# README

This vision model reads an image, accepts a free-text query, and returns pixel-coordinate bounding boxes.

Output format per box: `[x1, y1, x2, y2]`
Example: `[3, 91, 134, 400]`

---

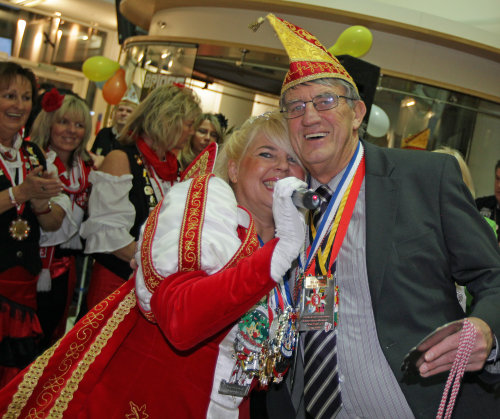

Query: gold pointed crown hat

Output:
[254, 14, 358, 96]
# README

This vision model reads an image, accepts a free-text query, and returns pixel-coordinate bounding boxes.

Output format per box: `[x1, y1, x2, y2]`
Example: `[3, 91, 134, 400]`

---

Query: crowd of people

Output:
[0, 12, 498, 419]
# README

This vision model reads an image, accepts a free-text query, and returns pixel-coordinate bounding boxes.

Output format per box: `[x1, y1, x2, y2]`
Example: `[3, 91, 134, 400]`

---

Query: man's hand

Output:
[418, 317, 493, 377]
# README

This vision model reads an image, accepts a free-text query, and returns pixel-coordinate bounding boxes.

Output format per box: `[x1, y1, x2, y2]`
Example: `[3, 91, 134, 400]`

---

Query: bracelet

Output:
[32, 201, 52, 216]
[8, 187, 19, 207]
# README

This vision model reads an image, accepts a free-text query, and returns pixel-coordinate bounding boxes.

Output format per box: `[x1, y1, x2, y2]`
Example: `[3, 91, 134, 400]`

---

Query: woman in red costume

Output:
[0, 63, 65, 387]
[80, 84, 201, 310]
[0, 111, 306, 418]
[30, 89, 94, 351]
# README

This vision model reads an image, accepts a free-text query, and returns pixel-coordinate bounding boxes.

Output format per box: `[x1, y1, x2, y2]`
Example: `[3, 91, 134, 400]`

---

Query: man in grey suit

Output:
[262, 14, 500, 419]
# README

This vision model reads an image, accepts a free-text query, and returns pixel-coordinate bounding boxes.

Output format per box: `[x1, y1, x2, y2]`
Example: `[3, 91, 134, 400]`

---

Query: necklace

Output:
[0, 150, 17, 162]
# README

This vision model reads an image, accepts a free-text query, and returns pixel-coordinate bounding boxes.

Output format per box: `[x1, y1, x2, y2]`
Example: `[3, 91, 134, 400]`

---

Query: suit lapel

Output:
[363, 141, 400, 310]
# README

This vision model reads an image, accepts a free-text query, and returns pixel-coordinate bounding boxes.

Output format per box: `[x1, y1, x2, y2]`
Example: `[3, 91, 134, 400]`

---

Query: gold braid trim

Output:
[2, 341, 61, 419]
[3, 289, 136, 418]
[222, 208, 259, 270]
[45, 290, 136, 418]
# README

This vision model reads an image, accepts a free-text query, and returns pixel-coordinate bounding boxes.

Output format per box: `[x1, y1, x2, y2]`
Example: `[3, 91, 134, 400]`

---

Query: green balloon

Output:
[82, 56, 120, 82]
[328, 25, 373, 58]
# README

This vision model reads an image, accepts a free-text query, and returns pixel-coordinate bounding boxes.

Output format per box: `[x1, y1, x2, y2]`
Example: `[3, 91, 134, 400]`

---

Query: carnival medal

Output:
[9, 217, 30, 241]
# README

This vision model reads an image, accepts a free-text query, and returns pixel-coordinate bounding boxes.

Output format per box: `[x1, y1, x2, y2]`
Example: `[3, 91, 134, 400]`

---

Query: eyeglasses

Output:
[281, 93, 356, 119]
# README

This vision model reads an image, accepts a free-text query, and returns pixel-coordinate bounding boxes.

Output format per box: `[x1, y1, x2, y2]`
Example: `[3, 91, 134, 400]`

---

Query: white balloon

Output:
[367, 104, 390, 137]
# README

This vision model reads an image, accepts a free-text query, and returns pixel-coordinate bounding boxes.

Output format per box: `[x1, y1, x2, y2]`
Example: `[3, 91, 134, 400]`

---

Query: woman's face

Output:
[50, 112, 86, 157]
[192, 119, 218, 155]
[0, 75, 32, 145]
[229, 132, 304, 219]
[173, 118, 195, 151]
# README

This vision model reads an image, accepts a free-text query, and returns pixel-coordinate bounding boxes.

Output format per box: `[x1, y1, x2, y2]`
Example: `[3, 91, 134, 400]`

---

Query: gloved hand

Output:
[270, 177, 307, 281]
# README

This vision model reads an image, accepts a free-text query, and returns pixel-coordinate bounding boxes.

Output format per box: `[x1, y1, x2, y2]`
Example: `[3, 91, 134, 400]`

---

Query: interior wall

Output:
[468, 102, 500, 198]
[148, 7, 500, 101]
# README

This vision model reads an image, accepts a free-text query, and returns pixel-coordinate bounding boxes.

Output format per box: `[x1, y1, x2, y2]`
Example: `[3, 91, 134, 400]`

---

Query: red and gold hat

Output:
[254, 14, 357, 95]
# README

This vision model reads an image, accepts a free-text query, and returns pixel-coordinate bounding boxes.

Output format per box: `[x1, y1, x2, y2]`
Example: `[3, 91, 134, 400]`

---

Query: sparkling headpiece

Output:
[251, 14, 358, 95]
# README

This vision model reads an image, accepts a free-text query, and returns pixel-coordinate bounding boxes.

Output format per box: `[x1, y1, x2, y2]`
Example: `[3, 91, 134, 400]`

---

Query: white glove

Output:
[270, 177, 307, 281]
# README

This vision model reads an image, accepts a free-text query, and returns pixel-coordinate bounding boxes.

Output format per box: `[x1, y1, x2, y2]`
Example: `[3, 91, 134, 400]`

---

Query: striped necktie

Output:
[312, 184, 333, 227]
[304, 184, 342, 418]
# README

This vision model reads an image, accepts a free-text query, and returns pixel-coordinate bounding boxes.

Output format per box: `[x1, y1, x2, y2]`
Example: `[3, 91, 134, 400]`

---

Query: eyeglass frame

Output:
[280, 93, 357, 119]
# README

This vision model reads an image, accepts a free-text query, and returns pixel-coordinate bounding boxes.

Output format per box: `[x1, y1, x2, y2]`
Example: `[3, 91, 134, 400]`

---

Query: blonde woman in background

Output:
[30, 89, 94, 351]
[80, 84, 201, 310]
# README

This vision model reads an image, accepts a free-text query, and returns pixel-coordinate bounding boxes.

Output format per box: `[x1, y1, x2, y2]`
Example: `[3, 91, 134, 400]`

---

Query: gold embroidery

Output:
[3, 289, 132, 418]
[125, 401, 149, 419]
[45, 290, 136, 417]
[184, 151, 208, 180]
[2, 341, 61, 418]
[141, 202, 164, 294]
[179, 175, 211, 272]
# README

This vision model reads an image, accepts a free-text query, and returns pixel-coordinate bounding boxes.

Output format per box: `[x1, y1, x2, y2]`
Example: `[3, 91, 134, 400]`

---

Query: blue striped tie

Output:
[304, 184, 342, 418]
[304, 330, 342, 418]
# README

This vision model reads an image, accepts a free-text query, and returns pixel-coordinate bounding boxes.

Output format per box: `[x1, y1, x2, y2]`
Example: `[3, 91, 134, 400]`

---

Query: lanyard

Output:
[299, 143, 364, 272]
[295, 144, 365, 305]
[258, 235, 293, 320]
[0, 149, 28, 215]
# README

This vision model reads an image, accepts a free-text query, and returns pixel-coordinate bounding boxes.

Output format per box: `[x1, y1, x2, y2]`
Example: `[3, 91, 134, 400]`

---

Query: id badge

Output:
[298, 274, 337, 332]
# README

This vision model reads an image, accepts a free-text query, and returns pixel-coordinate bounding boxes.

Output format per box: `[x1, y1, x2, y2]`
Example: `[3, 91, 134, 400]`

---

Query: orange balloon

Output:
[102, 68, 127, 105]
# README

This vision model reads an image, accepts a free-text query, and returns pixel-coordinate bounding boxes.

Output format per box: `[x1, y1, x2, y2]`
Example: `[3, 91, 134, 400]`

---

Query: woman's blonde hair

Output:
[120, 84, 201, 152]
[214, 111, 302, 182]
[31, 94, 92, 163]
[433, 146, 476, 198]
[178, 113, 224, 169]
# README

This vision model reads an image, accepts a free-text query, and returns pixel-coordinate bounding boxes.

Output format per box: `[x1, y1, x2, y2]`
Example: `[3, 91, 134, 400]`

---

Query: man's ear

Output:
[352, 100, 367, 130]
[228, 159, 238, 184]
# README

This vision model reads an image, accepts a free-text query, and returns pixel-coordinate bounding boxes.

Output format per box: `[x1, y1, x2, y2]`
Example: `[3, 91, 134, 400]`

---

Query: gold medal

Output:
[9, 217, 30, 241]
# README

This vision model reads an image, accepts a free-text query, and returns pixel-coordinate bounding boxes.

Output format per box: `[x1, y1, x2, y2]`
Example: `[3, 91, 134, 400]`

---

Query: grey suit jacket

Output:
[364, 140, 500, 417]
[267, 141, 500, 419]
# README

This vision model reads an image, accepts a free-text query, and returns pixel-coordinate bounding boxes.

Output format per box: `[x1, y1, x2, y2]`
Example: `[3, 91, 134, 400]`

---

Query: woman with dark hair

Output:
[178, 112, 225, 170]
[0, 62, 65, 386]
[30, 89, 94, 350]
[80, 84, 201, 309]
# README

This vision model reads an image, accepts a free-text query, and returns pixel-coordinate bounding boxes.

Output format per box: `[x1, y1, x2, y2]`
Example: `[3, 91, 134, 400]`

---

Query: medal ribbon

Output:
[257, 236, 293, 322]
[310, 155, 365, 276]
[302, 142, 364, 271]
[294, 143, 365, 304]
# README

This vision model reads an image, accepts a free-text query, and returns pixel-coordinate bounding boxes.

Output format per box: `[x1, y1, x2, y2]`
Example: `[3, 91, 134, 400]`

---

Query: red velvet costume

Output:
[0, 175, 280, 418]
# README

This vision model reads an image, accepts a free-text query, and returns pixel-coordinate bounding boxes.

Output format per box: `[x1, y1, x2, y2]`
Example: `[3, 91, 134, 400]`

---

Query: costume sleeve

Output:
[439, 156, 500, 340]
[80, 170, 135, 253]
[39, 193, 78, 246]
[150, 239, 279, 351]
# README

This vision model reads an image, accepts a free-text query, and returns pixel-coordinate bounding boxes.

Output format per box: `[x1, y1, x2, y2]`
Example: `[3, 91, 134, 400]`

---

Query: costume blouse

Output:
[0, 175, 282, 419]
[80, 144, 174, 280]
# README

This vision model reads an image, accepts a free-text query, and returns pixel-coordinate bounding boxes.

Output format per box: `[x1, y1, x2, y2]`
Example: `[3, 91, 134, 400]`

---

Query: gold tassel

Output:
[248, 16, 266, 32]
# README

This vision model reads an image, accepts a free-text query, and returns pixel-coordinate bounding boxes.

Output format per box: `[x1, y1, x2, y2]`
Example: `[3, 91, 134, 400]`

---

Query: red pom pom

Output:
[41, 88, 65, 112]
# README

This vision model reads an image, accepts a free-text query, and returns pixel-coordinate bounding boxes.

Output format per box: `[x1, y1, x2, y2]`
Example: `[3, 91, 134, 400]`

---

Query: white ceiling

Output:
[3, 0, 500, 41]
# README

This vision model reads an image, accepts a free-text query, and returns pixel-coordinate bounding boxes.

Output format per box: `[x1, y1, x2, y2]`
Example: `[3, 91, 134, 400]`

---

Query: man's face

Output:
[494, 168, 500, 205]
[284, 82, 365, 183]
[114, 104, 135, 129]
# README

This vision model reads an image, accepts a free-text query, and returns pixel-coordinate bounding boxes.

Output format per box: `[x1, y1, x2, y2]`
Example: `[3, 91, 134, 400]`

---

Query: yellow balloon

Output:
[82, 56, 120, 82]
[328, 26, 373, 58]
